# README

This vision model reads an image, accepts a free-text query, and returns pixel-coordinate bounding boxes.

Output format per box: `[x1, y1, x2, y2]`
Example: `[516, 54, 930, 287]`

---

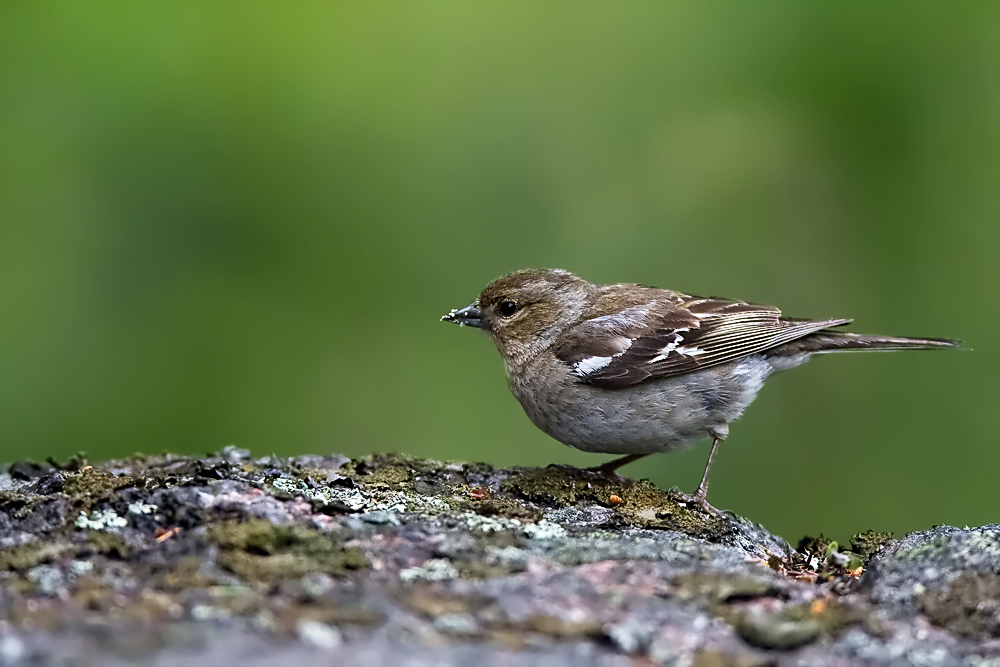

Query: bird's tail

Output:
[773, 331, 964, 356]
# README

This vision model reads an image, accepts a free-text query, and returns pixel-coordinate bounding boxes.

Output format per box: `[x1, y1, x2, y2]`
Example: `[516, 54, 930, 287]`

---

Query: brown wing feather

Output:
[556, 294, 851, 389]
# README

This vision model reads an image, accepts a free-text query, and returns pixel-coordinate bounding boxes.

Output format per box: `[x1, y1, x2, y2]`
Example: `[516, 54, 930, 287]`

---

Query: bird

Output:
[441, 268, 961, 513]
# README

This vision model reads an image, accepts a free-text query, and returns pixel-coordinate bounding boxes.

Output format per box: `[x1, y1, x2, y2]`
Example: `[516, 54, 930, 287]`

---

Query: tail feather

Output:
[771, 331, 964, 356]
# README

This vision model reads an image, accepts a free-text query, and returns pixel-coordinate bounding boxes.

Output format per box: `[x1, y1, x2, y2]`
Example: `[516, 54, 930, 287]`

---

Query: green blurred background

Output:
[1, 3, 996, 542]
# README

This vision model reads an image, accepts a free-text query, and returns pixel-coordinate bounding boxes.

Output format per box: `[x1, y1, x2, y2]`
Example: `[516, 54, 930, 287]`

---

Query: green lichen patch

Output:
[62, 468, 136, 504]
[517, 614, 604, 640]
[0, 541, 79, 572]
[729, 600, 864, 650]
[399, 587, 496, 619]
[918, 571, 1000, 638]
[348, 453, 433, 482]
[691, 648, 772, 667]
[85, 531, 132, 559]
[668, 572, 870, 652]
[649, 490, 729, 538]
[346, 452, 495, 490]
[500, 465, 625, 506]
[140, 555, 218, 592]
[891, 533, 953, 563]
[465, 496, 543, 523]
[0, 531, 129, 574]
[208, 519, 369, 582]
[732, 610, 823, 650]
[501, 466, 728, 539]
[358, 465, 412, 488]
[0, 491, 37, 519]
[849, 530, 894, 561]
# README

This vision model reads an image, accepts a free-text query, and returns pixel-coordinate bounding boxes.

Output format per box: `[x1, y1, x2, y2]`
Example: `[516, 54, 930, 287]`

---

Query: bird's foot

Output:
[545, 463, 583, 473]
[545, 462, 631, 481]
[583, 461, 629, 478]
[668, 487, 722, 516]
[583, 453, 648, 477]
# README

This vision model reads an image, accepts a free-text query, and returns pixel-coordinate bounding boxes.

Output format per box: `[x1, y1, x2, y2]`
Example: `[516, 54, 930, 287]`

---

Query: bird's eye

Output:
[498, 301, 518, 317]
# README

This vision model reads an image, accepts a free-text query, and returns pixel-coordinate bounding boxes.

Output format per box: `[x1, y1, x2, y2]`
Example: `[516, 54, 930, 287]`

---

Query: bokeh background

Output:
[1, 3, 997, 542]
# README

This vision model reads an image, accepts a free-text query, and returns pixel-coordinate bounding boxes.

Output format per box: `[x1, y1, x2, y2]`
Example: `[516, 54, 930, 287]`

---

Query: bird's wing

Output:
[554, 295, 850, 389]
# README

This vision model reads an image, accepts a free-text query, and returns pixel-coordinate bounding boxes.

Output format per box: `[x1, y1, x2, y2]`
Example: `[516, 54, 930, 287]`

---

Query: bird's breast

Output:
[505, 355, 775, 455]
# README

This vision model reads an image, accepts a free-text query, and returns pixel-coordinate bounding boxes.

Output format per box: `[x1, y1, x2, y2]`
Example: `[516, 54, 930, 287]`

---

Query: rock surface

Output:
[0, 449, 997, 666]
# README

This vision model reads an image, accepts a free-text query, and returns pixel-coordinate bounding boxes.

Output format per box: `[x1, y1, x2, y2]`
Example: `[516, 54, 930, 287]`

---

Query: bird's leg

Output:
[585, 453, 648, 476]
[674, 436, 723, 515]
[694, 436, 722, 500]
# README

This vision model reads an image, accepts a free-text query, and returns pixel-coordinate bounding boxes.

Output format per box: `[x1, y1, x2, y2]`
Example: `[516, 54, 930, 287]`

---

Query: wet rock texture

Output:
[0, 449, 997, 666]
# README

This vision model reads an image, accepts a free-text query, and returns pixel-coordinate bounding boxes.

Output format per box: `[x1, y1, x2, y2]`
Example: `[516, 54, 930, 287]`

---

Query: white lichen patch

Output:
[70, 560, 94, 576]
[433, 613, 478, 635]
[268, 476, 449, 515]
[400, 558, 460, 583]
[0, 473, 18, 492]
[272, 477, 370, 511]
[296, 619, 343, 649]
[521, 520, 567, 540]
[128, 502, 158, 515]
[191, 605, 231, 622]
[461, 514, 567, 540]
[464, 514, 522, 534]
[76, 509, 128, 531]
[27, 565, 65, 594]
[485, 545, 529, 568]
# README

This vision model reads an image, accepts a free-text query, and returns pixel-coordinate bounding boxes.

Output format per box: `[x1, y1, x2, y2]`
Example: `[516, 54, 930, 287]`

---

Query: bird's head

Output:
[442, 269, 594, 365]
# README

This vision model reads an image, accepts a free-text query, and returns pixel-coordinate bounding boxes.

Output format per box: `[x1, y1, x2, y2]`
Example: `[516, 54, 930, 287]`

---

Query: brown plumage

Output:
[443, 268, 962, 513]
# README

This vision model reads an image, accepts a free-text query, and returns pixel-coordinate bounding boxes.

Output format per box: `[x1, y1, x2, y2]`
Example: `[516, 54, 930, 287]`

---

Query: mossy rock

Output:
[208, 519, 369, 582]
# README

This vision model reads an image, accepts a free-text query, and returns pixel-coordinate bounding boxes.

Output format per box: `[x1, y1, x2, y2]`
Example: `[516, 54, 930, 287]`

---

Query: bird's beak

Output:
[441, 303, 487, 329]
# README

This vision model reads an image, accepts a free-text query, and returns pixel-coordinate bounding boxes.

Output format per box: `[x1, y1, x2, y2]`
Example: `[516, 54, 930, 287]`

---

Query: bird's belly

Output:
[510, 356, 774, 455]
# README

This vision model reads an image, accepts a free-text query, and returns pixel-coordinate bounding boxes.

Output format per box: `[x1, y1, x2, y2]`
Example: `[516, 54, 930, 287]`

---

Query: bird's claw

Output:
[669, 488, 723, 516]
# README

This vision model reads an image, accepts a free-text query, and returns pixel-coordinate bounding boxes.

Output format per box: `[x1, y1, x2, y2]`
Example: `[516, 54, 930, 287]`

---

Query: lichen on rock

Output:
[0, 450, 994, 666]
